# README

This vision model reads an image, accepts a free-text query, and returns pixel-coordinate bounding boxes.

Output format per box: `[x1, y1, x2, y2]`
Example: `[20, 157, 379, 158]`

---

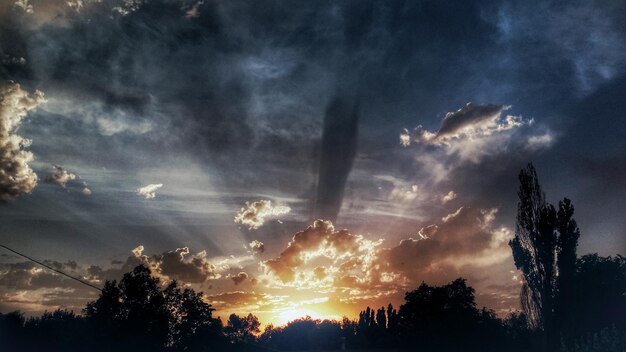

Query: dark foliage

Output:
[225, 313, 260, 344]
[1, 265, 229, 352]
[510, 164, 582, 349]
[558, 254, 626, 349]
[259, 316, 347, 351]
[395, 278, 510, 352]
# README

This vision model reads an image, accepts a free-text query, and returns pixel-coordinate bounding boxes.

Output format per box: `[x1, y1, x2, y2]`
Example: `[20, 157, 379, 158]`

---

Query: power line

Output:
[0, 243, 102, 292]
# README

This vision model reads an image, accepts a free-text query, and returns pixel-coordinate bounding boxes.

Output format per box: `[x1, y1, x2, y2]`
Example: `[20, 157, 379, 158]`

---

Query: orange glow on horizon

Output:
[273, 308, 341, 327]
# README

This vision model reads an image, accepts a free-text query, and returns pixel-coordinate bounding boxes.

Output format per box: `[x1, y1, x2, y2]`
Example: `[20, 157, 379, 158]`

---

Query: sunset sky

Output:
[1, 0, 625, 326]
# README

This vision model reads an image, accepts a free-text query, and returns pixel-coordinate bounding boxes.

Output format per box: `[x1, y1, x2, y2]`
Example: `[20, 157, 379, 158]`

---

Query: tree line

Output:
[0, 164, 624, 352]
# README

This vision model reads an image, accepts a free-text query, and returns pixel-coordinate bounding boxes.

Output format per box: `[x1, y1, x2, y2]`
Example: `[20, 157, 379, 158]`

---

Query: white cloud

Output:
[249, 240, 265, 254]
[389, 184, 420, 203]
[400, 102, 554, 185]
[526, 131, 555, 151]
[410, 103, 528, 148]
[13, 0, 33, 13]
[234, 200, 290, 230]
[112, 0, 145, 16]
[96, 117, 153, 136]
[0, 81, 45, 201]
[136, 183, 163, 199]
[442, 190, 457, 204]
[48, 165, 76, 188]
[399, 128, 411, 147]
[263, 220, 383, 286]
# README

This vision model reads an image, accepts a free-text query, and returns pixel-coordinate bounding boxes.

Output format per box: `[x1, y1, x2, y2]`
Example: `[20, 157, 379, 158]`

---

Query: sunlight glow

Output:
[274, 308, 340, 327]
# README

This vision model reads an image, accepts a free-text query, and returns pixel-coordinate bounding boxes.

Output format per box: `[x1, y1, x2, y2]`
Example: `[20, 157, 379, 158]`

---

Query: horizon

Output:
[1, 0, 625, 332]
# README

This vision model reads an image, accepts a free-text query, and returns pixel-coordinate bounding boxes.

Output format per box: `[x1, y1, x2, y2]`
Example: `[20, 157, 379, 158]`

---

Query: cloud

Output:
[249, 240, 265, 254]
[47, 165, 76, 187]
[442, 191, 457, 204]
[112, 0, 145, 16]
[259, 208, 518, 310]
[13, 0, 33, 14]
[312, 94, 359, 223]
[378, 207, 513, 284]
[0, 260, 84, 291]
[0, 81, 45, 202]
[408, 103, 530, 152]
[204, 291, 262, 312]
[234, 200, 290, 230]
[183, 0, 204, 18]
[389, 184, 420, 203]
[437, 103, 511, 140]
[96, 116, 153, 136]
[494, 0, 626, 94]
[231, 271, 248, 285]
[1, 55, 26, 66]
[132, 245, 218, 283]
[399, 102, 555, 187]
[263, 220, 382, 286]
[0, 255, 127, 314]
[399, 128, 411, 147]
[526, 131, 555, 151]
[136, 183, 162, 199]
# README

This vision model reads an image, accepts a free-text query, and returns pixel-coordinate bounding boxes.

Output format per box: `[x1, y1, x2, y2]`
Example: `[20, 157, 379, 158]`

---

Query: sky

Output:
[0, 0, 625, 326]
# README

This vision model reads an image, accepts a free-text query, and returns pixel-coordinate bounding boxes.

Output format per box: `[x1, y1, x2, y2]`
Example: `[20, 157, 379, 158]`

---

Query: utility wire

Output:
[0, 243, 102, 292]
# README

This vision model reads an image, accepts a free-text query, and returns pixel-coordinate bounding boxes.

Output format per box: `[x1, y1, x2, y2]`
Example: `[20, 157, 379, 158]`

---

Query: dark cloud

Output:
[437, 103, 508, 139]
[134, 245, 218, 283]
[42, 259, 78, 271]
[231, 271, 248, 285]
[378, 207, 512, 283]
[312, 94, 359, 222]
[0, 260, 85, 290]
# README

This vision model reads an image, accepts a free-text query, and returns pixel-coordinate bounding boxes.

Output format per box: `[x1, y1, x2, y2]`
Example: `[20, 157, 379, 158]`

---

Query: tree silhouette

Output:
[386, 303, 398, 330]
[0, 311, 27, 351]
[84, 265, 224, 351]
[84, 265, 171, 350]
[396, 278, 504, 351]
[258, 316, 344, 351]
[224, 313, 260, 344]
[164, 281, 224, 351]
[375, 306, 386, 328]
[560, 254, 626, 346]
[554, 199, 580, 340]
[509, 163, 581, 349]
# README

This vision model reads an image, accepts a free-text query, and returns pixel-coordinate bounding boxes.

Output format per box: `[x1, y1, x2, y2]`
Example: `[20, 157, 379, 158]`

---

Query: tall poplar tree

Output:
[509, 164, 580, 349]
